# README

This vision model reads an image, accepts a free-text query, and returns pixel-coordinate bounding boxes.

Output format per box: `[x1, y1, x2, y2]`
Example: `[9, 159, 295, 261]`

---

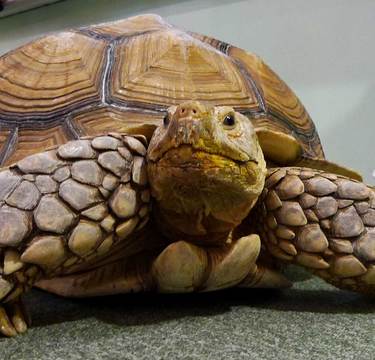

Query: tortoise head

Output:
[147, 101, 266, 240]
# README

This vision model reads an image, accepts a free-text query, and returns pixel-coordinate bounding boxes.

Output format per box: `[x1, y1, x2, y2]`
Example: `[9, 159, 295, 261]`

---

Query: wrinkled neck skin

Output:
[147, 102, 266, 247]
[150, 154, 265, 245]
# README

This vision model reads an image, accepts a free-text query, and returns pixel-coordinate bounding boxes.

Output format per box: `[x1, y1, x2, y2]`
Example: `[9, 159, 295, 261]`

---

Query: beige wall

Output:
[0, 0, 374, 183]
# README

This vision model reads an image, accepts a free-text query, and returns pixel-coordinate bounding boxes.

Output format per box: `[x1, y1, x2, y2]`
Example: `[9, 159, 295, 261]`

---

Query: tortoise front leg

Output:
[37, 233, 290, 300]
[0, 133, 150, 336]
[256, 167, 375, 294]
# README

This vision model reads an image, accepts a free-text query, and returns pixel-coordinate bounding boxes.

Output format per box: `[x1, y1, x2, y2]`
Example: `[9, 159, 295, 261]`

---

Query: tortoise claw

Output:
[0, 298, 29, 337]
[0, 305, 17, 337]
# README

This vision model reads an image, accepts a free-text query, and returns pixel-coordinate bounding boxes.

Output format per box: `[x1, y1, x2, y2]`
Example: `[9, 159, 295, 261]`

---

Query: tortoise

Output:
[0, 14, 374, 337]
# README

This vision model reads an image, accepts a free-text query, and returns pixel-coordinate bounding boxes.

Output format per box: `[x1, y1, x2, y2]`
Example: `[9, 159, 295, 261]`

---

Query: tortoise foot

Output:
[152, 234, 262, 293]
[239, 264, 292, 289]
[0, 298, 30, 337]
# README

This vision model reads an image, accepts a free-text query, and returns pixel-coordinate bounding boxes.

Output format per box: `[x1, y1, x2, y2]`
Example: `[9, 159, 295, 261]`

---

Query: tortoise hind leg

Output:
[256, 167, 375, 294]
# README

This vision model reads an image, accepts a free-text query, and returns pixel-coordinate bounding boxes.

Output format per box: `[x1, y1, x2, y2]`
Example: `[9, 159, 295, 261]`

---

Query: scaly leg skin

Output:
[152, 234, 290, 293]
[35, 233, 290, 301]
[0, 133, 151, 336]
[256, 167, 375, 294]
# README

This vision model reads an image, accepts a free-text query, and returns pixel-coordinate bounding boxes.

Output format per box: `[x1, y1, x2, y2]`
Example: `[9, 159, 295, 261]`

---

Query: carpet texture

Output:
[1, 268, 374, 360]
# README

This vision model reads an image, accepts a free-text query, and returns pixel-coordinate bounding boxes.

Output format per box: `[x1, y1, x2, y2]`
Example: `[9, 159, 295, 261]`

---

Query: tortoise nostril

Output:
[176, 102, 202, 118]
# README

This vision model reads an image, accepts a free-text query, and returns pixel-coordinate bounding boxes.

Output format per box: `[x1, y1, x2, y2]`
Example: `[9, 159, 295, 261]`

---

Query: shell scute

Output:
[0, 16, 323, 164]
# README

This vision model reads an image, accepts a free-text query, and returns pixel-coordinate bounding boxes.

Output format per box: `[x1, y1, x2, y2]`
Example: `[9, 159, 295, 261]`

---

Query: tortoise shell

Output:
[0, 14, 323, 166]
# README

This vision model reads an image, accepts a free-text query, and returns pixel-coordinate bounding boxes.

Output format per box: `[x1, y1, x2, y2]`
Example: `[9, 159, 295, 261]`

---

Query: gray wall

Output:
[0, 0, 374, 183]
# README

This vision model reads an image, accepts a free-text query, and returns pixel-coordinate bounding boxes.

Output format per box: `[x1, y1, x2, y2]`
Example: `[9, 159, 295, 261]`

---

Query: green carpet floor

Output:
[1, 268, 374, 360]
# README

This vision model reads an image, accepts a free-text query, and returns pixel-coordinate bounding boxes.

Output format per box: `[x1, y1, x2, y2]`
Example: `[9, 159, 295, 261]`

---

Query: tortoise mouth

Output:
[147, 145, 263, 205]
[148, 144, 255, 168]
[147, 144, 266, 245]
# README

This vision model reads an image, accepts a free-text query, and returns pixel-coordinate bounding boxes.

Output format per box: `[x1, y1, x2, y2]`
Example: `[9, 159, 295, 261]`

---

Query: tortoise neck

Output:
[153, 203, 240, 246]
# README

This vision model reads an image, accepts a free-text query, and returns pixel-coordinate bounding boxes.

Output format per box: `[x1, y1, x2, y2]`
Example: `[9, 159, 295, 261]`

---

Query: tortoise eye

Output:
[223, 113, 235, 127]
[163, 114, 170, 126]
